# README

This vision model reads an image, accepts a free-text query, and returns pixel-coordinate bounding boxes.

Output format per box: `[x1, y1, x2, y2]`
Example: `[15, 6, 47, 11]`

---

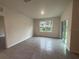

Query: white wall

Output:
[61, 2, 73, 50]
[0, 5, 33, 48]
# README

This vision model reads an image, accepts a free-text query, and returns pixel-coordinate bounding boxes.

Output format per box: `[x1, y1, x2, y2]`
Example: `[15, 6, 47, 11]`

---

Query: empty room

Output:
[0, 0, 79, 59]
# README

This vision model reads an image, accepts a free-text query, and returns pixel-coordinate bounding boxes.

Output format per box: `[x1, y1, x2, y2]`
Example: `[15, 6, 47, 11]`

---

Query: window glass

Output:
[40, 20, 53, 32]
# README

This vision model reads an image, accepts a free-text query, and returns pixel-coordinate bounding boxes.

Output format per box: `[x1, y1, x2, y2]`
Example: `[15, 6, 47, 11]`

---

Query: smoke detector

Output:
[24, 0, 31, 3]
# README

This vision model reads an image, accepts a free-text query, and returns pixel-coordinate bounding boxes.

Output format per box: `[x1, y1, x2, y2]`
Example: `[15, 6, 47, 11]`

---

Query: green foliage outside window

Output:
[40, 20, 52, 32]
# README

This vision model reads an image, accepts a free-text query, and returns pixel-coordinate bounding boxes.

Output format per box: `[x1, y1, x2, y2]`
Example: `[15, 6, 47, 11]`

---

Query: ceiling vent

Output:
[24, 0, 31, 3]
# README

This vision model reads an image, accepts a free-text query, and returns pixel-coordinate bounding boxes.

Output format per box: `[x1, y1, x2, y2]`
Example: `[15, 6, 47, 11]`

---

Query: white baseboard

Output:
[70, 50, 79, 54]
[7, 35, 32, 48]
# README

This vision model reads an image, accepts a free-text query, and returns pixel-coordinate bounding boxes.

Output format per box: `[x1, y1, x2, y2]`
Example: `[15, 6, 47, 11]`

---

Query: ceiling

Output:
[0, 0, 71, 18]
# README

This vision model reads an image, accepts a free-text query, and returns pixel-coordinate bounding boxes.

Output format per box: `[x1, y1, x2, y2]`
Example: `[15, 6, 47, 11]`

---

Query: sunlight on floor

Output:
[40, 38, 53, 51]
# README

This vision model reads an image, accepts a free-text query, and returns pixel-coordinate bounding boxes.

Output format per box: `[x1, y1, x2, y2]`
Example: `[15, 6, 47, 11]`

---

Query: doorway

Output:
[61, 20, 68, 44]
[0, 16, 6, 50]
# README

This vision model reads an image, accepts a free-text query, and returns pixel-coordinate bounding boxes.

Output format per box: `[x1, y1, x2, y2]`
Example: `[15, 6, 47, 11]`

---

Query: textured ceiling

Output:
[0, 0, 72, 18]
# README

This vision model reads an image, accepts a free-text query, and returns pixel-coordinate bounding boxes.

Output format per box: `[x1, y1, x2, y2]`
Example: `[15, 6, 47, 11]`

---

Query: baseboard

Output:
[33, 35, 60, 39]
[70, 49, 79, 54]
[7, 35, 32, 48]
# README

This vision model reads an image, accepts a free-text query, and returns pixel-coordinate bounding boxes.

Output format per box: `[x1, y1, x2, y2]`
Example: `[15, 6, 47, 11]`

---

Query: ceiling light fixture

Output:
[24, 0, 31, 3]
[41, 10, 44, 15]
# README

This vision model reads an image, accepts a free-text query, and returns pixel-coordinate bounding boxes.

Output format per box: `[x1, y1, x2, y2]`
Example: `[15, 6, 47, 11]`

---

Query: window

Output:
[40, 20, 52, 32]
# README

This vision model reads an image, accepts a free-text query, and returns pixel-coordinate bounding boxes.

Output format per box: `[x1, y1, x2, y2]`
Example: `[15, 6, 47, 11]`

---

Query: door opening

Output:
[0, 16, 6, 50]
[61, 20, 68, 44]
